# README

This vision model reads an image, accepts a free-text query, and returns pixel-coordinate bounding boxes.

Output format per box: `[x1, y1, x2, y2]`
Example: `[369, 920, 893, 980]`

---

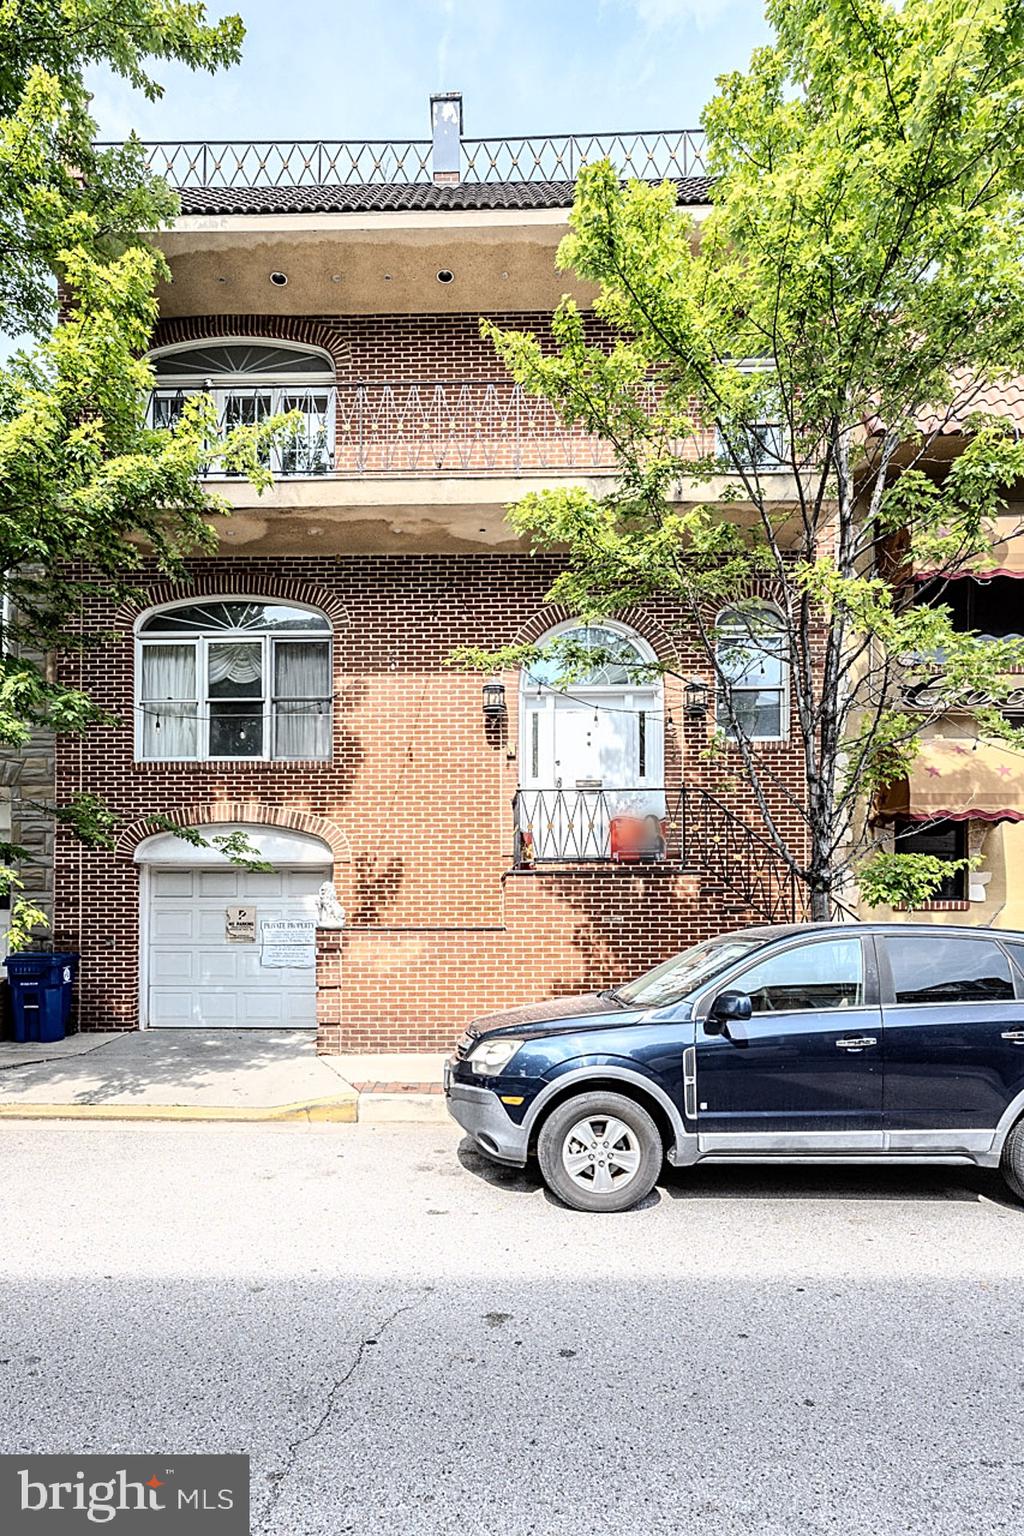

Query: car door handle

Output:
[1001, 1031, 1024, 1044]
[835, 1036, 877, 1051]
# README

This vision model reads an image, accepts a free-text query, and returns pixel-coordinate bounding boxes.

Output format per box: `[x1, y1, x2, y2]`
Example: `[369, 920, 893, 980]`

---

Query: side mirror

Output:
[705, 990, 752, 1036]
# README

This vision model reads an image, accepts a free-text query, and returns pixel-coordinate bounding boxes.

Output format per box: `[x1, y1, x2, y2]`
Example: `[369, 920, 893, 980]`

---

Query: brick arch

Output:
[511, 604, 681, 672]
[116, 804, 350, 863]
[149, 315, 350, 373]
[115, 578, 349, 630]
[701, 580, 790, 627]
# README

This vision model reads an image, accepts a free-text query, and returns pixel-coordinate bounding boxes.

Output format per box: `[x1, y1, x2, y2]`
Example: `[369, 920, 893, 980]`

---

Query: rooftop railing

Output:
[98, 127, 708, 190]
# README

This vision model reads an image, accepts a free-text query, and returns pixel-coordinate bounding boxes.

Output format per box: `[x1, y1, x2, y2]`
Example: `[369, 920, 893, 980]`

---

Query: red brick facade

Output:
[151, 312, 716, 472]
[55, 538, 809, 1051]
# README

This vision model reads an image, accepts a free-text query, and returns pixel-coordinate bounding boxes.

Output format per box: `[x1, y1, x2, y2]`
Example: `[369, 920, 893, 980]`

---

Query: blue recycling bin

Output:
[3, 952, 79, 1043]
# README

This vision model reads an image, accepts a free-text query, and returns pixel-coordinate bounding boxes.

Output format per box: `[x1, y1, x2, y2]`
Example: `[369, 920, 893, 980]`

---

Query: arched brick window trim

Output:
[149, 316, 351, 374]
[114, 579, 349, 630]
[116, 804, 350, 863]
[696, 579, 790, 631]
[511, 605, 680, 671]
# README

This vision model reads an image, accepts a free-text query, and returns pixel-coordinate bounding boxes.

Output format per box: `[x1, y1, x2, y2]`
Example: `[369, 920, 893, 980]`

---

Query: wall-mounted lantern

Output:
[684, 679, 709, 718]
[482, 678, 507, 718]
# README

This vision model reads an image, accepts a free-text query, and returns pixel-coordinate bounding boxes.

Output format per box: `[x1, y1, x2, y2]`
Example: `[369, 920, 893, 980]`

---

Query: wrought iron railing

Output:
[147, 379, 717, 478]
[149, 386, 335, 477]
[677, 786, 802, 924]
[332, 380, 689, 474]
[459, 130, 708, 183]
[99, 130, 707, 190]
[513, 786, 802, 924]
[108, 139, 434, 188]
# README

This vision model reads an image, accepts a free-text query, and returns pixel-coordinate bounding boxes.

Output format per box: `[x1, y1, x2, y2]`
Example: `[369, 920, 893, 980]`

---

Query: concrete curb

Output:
[357, 1093, 449, 1125]
[0, 1093, 359, 1125]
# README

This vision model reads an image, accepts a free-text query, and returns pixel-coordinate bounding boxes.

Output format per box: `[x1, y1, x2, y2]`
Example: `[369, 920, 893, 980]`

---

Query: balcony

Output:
[513, 786, 802, 924]
[150, 379, 712, 479]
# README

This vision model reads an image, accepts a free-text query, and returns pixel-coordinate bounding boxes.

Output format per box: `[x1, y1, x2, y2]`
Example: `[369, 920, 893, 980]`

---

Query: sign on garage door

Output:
[146, 866, 330, 1027]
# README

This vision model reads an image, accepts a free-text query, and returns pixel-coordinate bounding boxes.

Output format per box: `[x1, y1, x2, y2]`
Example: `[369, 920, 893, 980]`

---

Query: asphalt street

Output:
[1, 1121, 1022, 1536]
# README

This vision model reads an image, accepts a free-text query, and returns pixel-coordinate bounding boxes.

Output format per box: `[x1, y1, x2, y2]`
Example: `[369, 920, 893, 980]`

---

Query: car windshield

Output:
[615, 938, 762, 1009]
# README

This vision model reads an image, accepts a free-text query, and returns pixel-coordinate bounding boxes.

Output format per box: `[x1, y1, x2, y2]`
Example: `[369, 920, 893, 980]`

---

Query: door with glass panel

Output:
[147, 341, 336, 477]
[518, 623, 664, 860]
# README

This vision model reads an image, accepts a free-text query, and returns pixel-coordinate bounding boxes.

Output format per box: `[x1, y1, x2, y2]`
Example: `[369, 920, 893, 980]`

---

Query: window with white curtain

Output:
[147, 341, 336, 478]
[715, 605, 788, 740]
[136, 600, 332, 762]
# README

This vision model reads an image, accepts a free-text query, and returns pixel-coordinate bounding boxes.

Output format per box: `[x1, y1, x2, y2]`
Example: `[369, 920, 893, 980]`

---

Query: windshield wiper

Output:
[599, 988, 627, 1006]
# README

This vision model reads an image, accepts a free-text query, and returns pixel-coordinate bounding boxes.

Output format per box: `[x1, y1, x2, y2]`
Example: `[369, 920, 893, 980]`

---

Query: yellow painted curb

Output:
[0, 1094, 358, 1125]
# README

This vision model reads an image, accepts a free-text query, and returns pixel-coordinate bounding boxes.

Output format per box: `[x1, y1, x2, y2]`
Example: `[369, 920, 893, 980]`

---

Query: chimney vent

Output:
[431, 91, 463, 185]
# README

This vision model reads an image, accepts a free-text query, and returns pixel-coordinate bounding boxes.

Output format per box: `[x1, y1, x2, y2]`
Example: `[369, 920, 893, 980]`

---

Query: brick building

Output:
[50, 100, 816, 1052]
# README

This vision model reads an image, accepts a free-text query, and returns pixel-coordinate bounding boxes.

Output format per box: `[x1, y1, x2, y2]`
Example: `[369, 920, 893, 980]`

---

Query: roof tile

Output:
[177, 176, 712, 217]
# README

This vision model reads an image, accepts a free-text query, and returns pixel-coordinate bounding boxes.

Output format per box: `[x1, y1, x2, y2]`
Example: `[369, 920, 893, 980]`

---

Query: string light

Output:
[138, 697, 335, 724]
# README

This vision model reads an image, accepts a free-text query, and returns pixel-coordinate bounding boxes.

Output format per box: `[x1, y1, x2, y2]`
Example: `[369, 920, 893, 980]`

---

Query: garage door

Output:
[146, 865, 330, 1028]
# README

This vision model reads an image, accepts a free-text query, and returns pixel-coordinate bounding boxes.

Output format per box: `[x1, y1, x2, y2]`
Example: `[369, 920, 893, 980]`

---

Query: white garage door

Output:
[146, 865, 330, 1028]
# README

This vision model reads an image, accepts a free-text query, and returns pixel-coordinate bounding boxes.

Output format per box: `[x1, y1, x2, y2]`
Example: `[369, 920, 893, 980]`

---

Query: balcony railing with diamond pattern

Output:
[98, 130, 707, 190]
[512, 786, 802, 925]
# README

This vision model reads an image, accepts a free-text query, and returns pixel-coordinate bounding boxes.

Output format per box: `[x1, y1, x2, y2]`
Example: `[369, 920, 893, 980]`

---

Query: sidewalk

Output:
[0, 1031, 448, 1125]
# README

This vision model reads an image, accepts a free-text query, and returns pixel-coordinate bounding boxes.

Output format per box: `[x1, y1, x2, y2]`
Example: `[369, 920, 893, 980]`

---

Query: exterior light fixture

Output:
[436, 269, 455, 284]
[684, 679, 709, 718]
[269, 271, 288, 287]
[482, 679, 507, 718]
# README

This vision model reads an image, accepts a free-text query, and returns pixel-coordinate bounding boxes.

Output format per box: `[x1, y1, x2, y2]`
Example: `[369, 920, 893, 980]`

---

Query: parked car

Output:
[445, 922, 1024, 1211]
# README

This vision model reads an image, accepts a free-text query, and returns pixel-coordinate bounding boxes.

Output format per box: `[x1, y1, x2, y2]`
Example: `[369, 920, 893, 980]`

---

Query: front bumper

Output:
[445, 1075, 530, 1166]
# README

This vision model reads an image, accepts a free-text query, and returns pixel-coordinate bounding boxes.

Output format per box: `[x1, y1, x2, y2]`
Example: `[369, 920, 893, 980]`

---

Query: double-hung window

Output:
[715, 605, 789, 740]
[137, 601, 332, 762]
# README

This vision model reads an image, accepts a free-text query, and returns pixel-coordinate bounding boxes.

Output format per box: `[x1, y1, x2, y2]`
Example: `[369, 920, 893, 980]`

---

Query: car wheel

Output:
[537, 1091, 663, 1213]
[1000, 1116, 1024, 1202]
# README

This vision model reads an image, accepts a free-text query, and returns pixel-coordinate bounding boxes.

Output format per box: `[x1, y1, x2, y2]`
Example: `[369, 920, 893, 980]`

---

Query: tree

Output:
[0, 2, 279, 944]
[467, 0, 1024, 920]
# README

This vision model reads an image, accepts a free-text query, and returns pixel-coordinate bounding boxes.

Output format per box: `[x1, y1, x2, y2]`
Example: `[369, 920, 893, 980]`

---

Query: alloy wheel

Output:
[561, 1115, 642, 1195]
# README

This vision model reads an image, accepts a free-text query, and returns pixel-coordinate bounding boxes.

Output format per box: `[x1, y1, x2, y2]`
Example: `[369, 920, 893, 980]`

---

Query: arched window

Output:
[715, 605, 788, 740]
[136, 600, 332, 762]
[147, 340, 336, 477]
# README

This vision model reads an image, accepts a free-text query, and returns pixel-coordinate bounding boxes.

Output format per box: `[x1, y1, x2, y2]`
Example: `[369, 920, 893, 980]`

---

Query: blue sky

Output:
[89, 0, 770, 143]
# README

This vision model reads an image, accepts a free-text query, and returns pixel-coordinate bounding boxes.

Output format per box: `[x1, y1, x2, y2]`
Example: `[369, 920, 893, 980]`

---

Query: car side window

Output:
[884, 936, 1014, 1005]
[1005, 942, 1024, 987]
[730, 938, 864, 1014]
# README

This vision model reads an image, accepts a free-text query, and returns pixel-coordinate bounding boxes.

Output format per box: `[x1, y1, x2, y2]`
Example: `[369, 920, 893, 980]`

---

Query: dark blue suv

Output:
[445, 922, 1024, 1211]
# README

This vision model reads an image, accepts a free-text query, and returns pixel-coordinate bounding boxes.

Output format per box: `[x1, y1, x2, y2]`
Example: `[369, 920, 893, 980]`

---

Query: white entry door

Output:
[519, 690, 664, 858]
[145, 864, 329, 1028]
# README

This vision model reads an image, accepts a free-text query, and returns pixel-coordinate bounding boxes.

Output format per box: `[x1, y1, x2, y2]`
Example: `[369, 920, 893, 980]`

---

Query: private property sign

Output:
[259, 919, 316, 969]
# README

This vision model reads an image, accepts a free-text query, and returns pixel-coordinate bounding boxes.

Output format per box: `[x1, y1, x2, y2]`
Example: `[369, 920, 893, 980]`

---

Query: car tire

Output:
[537, 1091, 663, 1213]
[1000, 1116, 1024, 1202]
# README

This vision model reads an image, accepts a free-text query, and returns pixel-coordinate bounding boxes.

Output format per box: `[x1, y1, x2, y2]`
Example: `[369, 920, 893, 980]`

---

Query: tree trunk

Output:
[808, 885, 831, 922]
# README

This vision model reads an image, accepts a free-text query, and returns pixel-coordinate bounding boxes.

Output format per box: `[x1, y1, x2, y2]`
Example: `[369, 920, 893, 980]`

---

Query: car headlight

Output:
[469, 1036, 524, 1076]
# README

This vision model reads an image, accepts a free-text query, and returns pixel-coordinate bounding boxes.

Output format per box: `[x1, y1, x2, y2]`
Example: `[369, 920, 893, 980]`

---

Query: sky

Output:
[88, 0, 771, 145]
